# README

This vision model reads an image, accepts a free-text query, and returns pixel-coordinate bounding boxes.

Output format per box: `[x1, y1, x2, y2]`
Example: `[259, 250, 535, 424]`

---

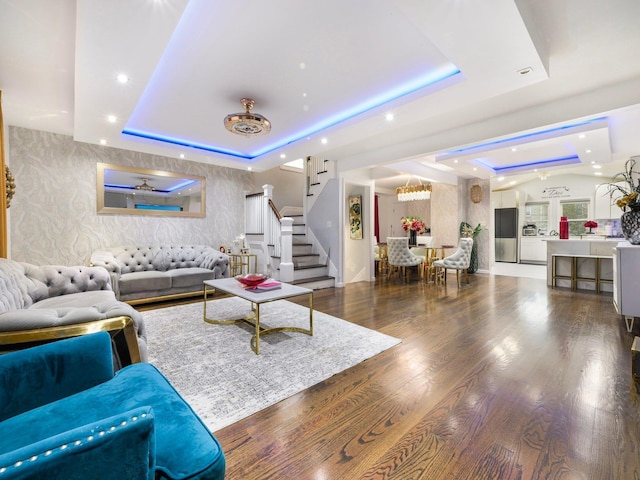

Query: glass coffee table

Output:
[203, 278, 313, 354]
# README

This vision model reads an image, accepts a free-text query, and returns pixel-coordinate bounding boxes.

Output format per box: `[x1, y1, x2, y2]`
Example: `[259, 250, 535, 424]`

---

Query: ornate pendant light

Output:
[396, 176, 432, 202]
[135, 178, 156, 191]
[224, 98, 271, 136]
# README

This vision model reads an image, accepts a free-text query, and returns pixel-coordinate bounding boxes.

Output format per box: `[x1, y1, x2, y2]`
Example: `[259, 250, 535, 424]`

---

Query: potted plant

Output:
[607, 157, 640, 244]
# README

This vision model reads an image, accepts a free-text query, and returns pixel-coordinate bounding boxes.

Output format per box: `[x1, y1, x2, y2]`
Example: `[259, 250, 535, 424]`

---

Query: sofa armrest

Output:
[0, 332, 114, 421]
[90, 250, 122, 275]
[0, 406, 155, 480]
[0, 313, 144, 370]
[200, 252, 230, 278]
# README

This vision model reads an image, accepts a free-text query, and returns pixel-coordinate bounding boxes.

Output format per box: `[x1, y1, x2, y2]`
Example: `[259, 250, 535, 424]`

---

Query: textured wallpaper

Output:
[7, 127, 254, 266]
[430, 183, 459, 248]
[461, 179, 491, 272]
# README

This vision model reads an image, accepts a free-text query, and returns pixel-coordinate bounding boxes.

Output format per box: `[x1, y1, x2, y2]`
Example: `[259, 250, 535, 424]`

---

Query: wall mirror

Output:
[97, 163, 205, 217]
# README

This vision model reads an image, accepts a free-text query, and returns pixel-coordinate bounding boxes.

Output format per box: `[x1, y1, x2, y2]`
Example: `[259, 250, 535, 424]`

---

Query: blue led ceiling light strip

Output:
[123, 66, 462, 161]
[438, 117, 608, 158]
[475, 155, 581, 174]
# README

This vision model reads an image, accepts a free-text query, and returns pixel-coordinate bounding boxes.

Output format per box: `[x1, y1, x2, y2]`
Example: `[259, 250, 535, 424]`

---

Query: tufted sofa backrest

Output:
[109, 245, 219, 274]
[0, 258, 112, 314]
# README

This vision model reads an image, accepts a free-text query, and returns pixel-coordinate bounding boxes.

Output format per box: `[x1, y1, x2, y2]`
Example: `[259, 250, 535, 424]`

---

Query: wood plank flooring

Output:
[206, 274, 640, 479]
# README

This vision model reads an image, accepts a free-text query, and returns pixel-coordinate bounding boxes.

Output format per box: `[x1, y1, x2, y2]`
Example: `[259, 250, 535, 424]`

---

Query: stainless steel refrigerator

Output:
[495, 208, 518, 262]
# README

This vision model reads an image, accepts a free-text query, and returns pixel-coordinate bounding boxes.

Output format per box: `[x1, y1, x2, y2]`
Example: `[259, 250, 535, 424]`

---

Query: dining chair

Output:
[374, 244, 389, 274]
[423, 247, 443, 283]
[432, 237, 474, 287]
[386, 237, 423, 280]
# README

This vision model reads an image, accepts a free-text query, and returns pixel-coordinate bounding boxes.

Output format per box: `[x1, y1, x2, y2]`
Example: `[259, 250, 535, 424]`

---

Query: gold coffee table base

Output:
[203, 282, 313, 354]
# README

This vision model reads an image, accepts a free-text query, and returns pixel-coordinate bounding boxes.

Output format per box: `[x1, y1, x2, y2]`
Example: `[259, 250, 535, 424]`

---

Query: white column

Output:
[279, 217, 294, 282]
[259, 184, 274, 275]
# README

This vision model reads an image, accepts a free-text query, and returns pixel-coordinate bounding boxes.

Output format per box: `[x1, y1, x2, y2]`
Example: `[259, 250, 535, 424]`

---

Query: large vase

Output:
[467, 239, 478, 274]
[409, 230, 417, 246]
[621, 210, 640, 245]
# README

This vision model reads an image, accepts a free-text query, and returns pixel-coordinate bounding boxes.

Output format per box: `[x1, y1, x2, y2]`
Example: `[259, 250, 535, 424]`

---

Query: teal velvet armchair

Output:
[0, 332, 225, 479]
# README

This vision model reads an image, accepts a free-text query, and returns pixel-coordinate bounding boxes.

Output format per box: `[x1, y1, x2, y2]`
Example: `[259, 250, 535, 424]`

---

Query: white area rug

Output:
[143, 297, 401, 432]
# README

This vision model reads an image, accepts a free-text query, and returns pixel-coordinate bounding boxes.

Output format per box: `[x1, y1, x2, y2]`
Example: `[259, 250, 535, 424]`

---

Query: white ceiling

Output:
[2, 0, 640, 191]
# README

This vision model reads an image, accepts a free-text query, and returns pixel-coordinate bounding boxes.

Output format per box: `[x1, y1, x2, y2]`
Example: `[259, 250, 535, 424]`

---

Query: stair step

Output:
[290, 275, 335, 290]
[272, 254, 319, 260]
[294, 263, 325, 270]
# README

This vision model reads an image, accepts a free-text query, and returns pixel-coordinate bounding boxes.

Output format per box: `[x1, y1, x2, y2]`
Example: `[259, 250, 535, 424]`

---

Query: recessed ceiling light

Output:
[116, 73, 129, 84]
[585, 149, 592, 153]
[299, 63, 306, 70]
[321, 137, 328, 144]
[385, 112, 395, 121]
[591, 160, 596, 164]
[302, 93, 307, 97]
[179, 154, 185, 159]
[280, 154, 286, 159]
[594, 171, 602, 176]
[453, 159, 459, 163]
[247, 167, 252, 171]
[592, 164, 601, 169]
[509, 180, 517, 185]
[579, 134, 586, 139]
[107, 115, 117, 123]
[99, 139, 107, 145]
[473, 167, 477, 171]
[498, 176, 505, 181]
[511, 147, 517, 152]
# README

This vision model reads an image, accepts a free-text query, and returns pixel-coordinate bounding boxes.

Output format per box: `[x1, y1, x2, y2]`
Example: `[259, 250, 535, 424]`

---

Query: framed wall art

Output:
[349, 195, 363, 240]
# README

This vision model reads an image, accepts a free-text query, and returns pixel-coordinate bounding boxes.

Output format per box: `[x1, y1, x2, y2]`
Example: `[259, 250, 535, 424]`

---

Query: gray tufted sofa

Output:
[0, 257, 147, 367]
[89, 245, 229, 304]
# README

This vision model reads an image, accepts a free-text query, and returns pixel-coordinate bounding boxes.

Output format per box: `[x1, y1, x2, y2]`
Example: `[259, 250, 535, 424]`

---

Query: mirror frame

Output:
[96, 163, 206, 218]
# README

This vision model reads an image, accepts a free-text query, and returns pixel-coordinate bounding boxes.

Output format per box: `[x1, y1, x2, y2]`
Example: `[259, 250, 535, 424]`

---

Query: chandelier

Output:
[224, 98, 271, 136]
[135, 178, 156, 191]
[396, 177, 432, 202]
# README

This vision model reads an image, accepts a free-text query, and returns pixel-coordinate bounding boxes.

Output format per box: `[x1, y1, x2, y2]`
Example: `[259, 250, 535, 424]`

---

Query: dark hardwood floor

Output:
[196, 274, 639, 479]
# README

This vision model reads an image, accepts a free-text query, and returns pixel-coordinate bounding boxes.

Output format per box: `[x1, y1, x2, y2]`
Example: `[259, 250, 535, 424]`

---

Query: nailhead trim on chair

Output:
[0, 413, 148, 475]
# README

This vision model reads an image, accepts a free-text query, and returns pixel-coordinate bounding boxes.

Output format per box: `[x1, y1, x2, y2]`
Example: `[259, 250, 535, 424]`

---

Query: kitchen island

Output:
[546, 238, 620, 292]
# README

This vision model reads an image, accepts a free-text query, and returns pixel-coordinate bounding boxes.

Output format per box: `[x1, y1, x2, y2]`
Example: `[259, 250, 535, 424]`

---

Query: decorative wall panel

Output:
[8, 127, 253, 265]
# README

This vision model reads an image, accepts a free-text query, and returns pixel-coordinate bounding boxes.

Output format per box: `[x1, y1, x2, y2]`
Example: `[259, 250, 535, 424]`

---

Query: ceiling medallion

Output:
[396, 177, 432, 202]
[224, 98, 271, 136]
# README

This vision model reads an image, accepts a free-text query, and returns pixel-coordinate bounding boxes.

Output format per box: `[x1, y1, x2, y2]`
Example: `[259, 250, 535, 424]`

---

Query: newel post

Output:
[279, 217, 294, 282]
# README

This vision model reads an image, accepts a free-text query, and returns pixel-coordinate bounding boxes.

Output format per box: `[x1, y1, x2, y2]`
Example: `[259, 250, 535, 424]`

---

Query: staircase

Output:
[269, 215, 334, 289]
[244, 188, 335, 290]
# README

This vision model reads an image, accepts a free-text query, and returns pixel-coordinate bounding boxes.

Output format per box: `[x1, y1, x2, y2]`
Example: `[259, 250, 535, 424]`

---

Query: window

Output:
[561, 201, 590, 236]
[524, 203, 549, 232]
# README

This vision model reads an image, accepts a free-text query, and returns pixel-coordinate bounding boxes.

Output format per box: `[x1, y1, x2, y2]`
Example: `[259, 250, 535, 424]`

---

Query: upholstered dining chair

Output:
[386, 237, 423, 280]
[433, 237, 474, 287]
[422, 247, 443, 283]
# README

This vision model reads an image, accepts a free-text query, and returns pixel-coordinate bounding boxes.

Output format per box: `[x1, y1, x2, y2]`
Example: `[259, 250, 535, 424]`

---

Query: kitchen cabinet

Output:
[594, 182, 624, 220]
[613, 241, 640, 332]
[492, 190, 520, 209]
[520, 237, 547, 264]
